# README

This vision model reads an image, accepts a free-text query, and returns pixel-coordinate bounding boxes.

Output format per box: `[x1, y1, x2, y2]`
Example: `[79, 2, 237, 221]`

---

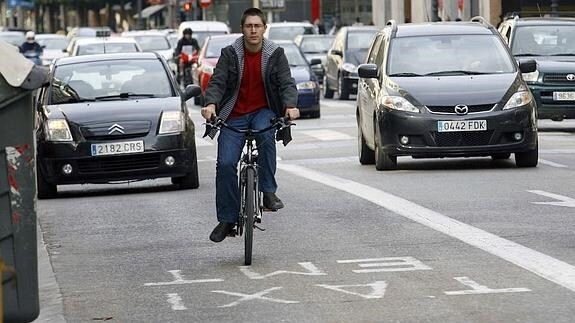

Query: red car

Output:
[192, 33, 241, 105]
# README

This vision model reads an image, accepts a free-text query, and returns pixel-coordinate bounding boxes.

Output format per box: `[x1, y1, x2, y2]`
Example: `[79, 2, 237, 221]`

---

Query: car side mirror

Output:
[358, 64, 379, 79]
[183, 84, 201, 101]
[518, 59, 537, 73]
[331, 49, 343, 56]
[309, 58, 322, 66]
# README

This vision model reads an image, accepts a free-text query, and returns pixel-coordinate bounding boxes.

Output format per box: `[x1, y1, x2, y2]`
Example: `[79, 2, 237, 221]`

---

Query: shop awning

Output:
[133, 4, 166, 19]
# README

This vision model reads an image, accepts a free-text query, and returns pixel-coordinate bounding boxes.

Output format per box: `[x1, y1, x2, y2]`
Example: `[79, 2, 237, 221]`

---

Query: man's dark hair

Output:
[241, 7, 267, 26]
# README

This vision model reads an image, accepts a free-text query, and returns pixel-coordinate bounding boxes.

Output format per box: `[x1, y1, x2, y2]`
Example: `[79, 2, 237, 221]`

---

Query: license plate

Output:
[91, 141, 144, 156]
[437, 120, 487, 132]
[553, 92, 575, 101]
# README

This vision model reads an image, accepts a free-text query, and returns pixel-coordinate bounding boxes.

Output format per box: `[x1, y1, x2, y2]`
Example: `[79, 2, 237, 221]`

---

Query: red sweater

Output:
[230, 49, 268, 118]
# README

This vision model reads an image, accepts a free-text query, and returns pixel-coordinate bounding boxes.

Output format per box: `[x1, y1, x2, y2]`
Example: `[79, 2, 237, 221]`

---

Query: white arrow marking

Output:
[144, 270, 223, 286]
[444, 277, 531, 295]
[528, 190, 575, 208]
[166, 293, 187, 310]
[317, 281, 388, 299]
[212, 287, 299, 308]
[239, 262, 327, 280]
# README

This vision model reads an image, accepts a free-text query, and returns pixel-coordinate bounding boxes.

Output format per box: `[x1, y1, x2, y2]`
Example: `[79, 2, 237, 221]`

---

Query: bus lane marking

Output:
[528, 190, 575, 208]
[316, 281, 388, 299]
[144, 270, 224, 286]
[166, 293, 187, 310]
[444, 277, 531, 296]
[239, 262, 327, 280]
[337, 257, 433, 273]
[278, 163, 575, 293]
[211, 287, 299, 308]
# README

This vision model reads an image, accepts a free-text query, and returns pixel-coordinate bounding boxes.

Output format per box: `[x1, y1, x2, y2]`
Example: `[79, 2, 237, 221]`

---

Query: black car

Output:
[357, 19, 538, 170]
[498, 16, 575, 120]
[35, 52, 201, 198]
[323, 26, 378, 100]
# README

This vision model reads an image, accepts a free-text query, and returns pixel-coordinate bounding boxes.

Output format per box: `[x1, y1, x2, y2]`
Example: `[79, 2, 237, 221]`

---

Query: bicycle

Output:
[204, 116, 294, 265]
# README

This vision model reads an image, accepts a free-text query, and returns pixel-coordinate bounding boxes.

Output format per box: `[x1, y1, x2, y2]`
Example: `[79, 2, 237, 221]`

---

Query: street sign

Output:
[260, 0, 285, 10]
[199, 0, 211, 9]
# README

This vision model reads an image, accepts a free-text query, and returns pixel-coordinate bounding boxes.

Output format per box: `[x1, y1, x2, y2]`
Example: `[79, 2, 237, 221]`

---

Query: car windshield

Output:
[133, 35, 171, 51]
[37, 38, 68, 50]
[388, 35, 515, 76]
[77, 42, 139, 55]
[299, 37, 333, 53]
[205, 36, 240, 58]
[193, 31, 227, 47]
[167, 35, 178, 48]
[269, 26, 316, 40]
[512, 25, 575, 56]
[347, 30, 377, 50]
[0, 33, 24, 46]
[281, 44, 308, 66]
[50, 59, 173, 104]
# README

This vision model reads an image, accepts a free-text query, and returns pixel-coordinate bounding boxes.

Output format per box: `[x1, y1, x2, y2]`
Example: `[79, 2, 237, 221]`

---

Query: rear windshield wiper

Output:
[425, 70, 489, 76]
[94, 93, 157, 100]
[388, 72, 422, 77]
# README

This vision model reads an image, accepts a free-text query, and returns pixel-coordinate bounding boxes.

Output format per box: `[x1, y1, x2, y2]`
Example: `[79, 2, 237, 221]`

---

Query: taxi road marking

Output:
[444, 277, 531, 295]
[337, 257, 432, 273]
[528, 190, 575, 208]
[316, 281, 388, 299]
[239, 262, 327, 280]
[211, 287, 299, 308]
[144, 270, 224, 286]
[278, 163, 575, 293]
[166, 293, 187, 310]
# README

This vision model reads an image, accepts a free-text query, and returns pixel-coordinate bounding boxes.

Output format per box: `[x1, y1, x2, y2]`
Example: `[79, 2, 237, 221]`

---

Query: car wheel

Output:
[172, 151, 199, 189]
[309, 110, 321, 119]
[515, 142, 538, 168]
[358, 114, 375, 165]
[37, 168, 57, 199]
[338, 75, 349, 100]
[323, 75, 334, 99]
[491, 153, 511, 160]
[375, 121, 397, 171]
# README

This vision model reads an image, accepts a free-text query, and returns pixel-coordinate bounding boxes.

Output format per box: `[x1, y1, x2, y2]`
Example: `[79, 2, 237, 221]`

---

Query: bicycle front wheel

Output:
[244, 167, 256, 266]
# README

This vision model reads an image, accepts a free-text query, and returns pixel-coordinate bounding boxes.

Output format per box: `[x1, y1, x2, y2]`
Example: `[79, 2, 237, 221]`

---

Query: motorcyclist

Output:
[174, 28, 200, 84]
[19, 31, 43, 65]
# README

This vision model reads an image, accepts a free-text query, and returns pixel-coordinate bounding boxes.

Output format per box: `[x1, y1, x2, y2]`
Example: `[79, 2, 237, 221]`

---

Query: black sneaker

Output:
[263, 192, 284, 211]
[210, 222, 236, 243]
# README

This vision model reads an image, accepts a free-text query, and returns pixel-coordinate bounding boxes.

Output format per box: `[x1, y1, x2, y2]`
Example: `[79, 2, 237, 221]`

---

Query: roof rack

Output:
[386, 19, 397, 37]
[470, 16, 489, 26]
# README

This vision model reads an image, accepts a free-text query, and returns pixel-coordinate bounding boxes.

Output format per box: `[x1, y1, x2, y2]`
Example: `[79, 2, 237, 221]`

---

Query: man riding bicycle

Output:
[201, 7, 300, 243]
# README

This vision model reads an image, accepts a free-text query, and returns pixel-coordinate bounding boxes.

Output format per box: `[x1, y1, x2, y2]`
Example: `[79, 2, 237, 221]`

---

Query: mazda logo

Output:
[108, 123, 125, 135]
[454, 105, 469, 115]
[567, 74, 575, 81]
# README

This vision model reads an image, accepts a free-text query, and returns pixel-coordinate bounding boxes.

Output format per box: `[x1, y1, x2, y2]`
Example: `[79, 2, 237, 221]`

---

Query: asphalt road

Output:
[36, 98, 575, 322]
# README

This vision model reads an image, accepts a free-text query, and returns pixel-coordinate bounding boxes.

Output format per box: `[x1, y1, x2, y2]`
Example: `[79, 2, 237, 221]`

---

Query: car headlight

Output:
[503, 90, 533, 110]
[379, 96, 420, 113]
[342, 63, 358, 74]
[45, 119, 73, 141]
[296, 81, 317, 90]
[159, 111, 184, 134]
[521, 70, 539, 83]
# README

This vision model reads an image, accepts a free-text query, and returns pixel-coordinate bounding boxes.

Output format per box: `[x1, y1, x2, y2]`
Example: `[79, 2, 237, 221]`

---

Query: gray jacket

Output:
[204, 36, 298, 143]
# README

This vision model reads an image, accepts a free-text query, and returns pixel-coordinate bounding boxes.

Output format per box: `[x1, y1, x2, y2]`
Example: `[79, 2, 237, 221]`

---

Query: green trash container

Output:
[0, 41, 48, 323]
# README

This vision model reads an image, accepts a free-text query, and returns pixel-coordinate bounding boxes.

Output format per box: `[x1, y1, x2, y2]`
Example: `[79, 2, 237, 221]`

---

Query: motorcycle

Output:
[178, 45, 198, 87]
[23, 50, 42, 65]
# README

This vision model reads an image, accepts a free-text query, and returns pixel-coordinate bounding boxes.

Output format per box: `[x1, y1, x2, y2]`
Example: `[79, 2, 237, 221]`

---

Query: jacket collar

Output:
[232, 36, 279, 57]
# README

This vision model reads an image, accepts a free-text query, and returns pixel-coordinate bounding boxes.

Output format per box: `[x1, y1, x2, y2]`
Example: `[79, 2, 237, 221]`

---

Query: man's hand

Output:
[201, 104, 217, 121]
[285, 107, 300, 120]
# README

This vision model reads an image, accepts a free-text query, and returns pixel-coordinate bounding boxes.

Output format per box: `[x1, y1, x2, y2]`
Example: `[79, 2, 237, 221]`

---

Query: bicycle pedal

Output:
[254, 225, 266, 232]
[255, 216, 262, 223]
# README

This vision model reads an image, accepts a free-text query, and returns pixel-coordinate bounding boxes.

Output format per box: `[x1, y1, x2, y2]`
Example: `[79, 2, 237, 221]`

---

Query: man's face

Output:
[242, 15, 266, 47]
[184, 34, 192, 40]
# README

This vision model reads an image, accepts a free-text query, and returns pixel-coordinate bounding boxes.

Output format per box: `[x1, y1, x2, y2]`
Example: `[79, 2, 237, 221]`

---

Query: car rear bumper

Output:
[377, 105, 538, 158]
[297, 89, 320, 112]
[529, 84, 575, 119]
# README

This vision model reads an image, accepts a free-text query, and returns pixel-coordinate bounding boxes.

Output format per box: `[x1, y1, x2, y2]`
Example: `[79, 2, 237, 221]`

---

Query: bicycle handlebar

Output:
[203, 116, 294, 138]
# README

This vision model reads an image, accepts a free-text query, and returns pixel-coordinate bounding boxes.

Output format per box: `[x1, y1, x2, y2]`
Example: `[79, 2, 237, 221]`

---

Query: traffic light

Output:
[183, 1, 192, 12]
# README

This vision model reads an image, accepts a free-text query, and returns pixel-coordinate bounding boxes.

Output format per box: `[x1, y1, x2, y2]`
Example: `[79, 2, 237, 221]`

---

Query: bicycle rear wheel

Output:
[244, 167, 256, 265]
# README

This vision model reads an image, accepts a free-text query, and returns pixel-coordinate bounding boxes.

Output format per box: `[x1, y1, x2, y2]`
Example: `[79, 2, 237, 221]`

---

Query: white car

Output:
[68, 37, 142, 56]
[263, 22, 318, 41]
[36, 34, 68, 65]
[177, 21, 230, 47]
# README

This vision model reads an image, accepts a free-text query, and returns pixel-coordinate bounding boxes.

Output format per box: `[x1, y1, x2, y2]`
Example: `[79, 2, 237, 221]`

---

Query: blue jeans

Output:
[216, 108, 277, 223]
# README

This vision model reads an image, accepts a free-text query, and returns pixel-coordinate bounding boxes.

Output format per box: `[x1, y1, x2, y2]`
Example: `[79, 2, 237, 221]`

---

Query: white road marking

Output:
[316, 281, 388, 299]
[337, 257, 432, 273]
[212, 287, 299, 307]
[144, 270, 223, 286]
[539, 149, 575, 154]
[528, 190, 575, 208]
[444, 277, 531, 296]
[166, 293, 187, 310]
[539, 159, 568, 168]
[277, 163, 575, 292]
[239, 262, 327, 280]
[300, 129, 354, 141]
[284, 156, 357, 165]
